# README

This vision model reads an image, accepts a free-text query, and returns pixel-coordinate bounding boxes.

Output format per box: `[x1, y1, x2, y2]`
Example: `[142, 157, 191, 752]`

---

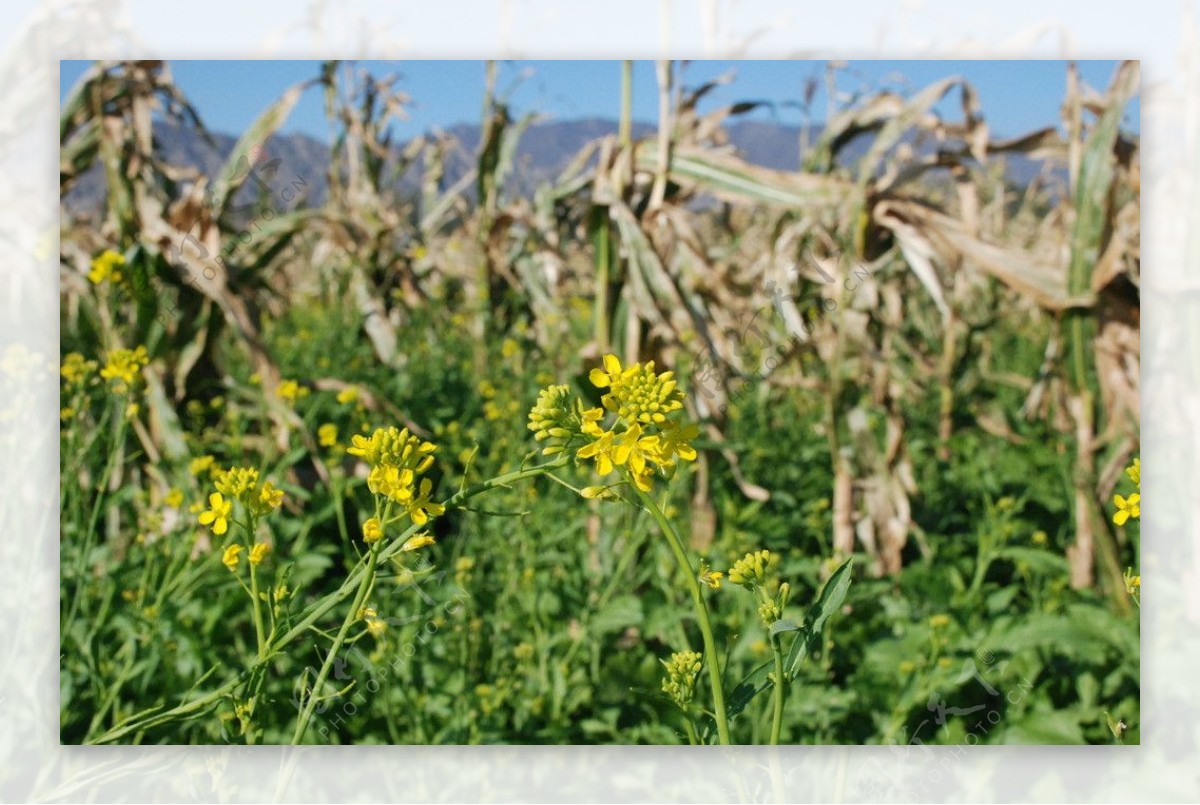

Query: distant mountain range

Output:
[62, 117, 1061, 215]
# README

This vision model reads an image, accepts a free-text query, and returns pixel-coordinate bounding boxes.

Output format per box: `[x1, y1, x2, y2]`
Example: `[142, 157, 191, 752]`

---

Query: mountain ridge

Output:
[63, 117, 1060, 214]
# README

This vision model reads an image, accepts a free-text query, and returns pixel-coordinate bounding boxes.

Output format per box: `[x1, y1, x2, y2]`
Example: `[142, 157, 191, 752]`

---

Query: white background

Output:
[3, 0, 1193, 801]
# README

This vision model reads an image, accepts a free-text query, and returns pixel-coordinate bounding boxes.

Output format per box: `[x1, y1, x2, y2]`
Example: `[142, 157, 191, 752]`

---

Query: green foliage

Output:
[60, 294, 1139, 744]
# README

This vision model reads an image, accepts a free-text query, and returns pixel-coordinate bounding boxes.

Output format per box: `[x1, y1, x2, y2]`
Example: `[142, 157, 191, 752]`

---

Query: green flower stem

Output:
[246, 514, 266, 656]
[769, 636, 786, 745]
[248, 561, 266, 656]
[684, 717, 699, 746]
[634, 484, 731, 745]
[291, 542, 379, 744]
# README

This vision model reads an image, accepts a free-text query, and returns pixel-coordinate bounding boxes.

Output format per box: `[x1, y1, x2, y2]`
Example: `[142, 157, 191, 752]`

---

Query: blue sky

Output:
[59, 60, 1137, 142]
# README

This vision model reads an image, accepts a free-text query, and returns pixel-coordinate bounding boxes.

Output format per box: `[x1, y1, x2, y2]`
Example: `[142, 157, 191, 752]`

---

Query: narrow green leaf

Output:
[725, 659, 774, 723]
[768, 618, 801, 637]
[785, 557, 854, 679]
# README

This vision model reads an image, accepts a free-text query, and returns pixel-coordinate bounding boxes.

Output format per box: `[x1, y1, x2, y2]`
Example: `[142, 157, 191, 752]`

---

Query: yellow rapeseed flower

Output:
[657, 421, 699, 465]
[277, 379, 308, 403]
[588, 353, 625, 390]
[1126, 458, 1140, 488]
[336, 386, 359, 404]
[368, 464, 416, 503]
[189, 454, 216, 476]
[406, 478, 445, 526]
[613, 424, 661, 475]
[222, 543, 243, 571]
[1113, 493, 1140, 526]
[88, 250, 125, 284]
[362, 517, 384, 544]
[254, 481, 284, 514]
[99, 346, 149, 391]
[248, 542, 270, 566]
[318, 423, 338, 447]
[215, 467, 260, 502]
[165, 488, 184, 509]
[563, 354, 699, 493]
[698, 562, 724, 590]
[198, 493, 232, 536]
[60, 352, 96, 386]
[577, 428, 619, 476]
[929, 614, 951, 629]
[401, 533, 436, 552]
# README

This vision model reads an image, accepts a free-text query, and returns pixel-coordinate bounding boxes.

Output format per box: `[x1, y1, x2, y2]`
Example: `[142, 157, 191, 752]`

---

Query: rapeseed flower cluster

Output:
[87, 249, 125, 285]
[349, 426, 445, 544]
[727, 549, 791, 630]
[60, 352, 97, 387]
[529, 354, 700, 493]
[728, 549, 772, 589]
[661, 650, 703, 709]
[99, 346, 149, 393]
[197, 465, 284, 575]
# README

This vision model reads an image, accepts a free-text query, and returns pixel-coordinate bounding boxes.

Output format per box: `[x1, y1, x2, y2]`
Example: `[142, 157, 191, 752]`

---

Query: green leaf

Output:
[769, 618, 801, 637]
[785, 557, 854, 679]
[725, 659, 775, 723]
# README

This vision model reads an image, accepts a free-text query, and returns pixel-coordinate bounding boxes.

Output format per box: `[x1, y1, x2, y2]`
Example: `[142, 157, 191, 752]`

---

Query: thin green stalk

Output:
[633, 484, 731, 745]
[291, 542, 379, 744]
[684, 718, 699, 746]
[248, 561, 266, 656]
[245, 513, 266, 655]
[769, 637, 785, 745]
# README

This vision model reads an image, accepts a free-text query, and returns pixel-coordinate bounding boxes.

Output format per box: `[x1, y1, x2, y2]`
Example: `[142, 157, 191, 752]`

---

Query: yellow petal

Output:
[589, 367, 611, 388]
[613, 443, 631, 465]
[213, 518, 228, 535]
[603, 354, 622, 375]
